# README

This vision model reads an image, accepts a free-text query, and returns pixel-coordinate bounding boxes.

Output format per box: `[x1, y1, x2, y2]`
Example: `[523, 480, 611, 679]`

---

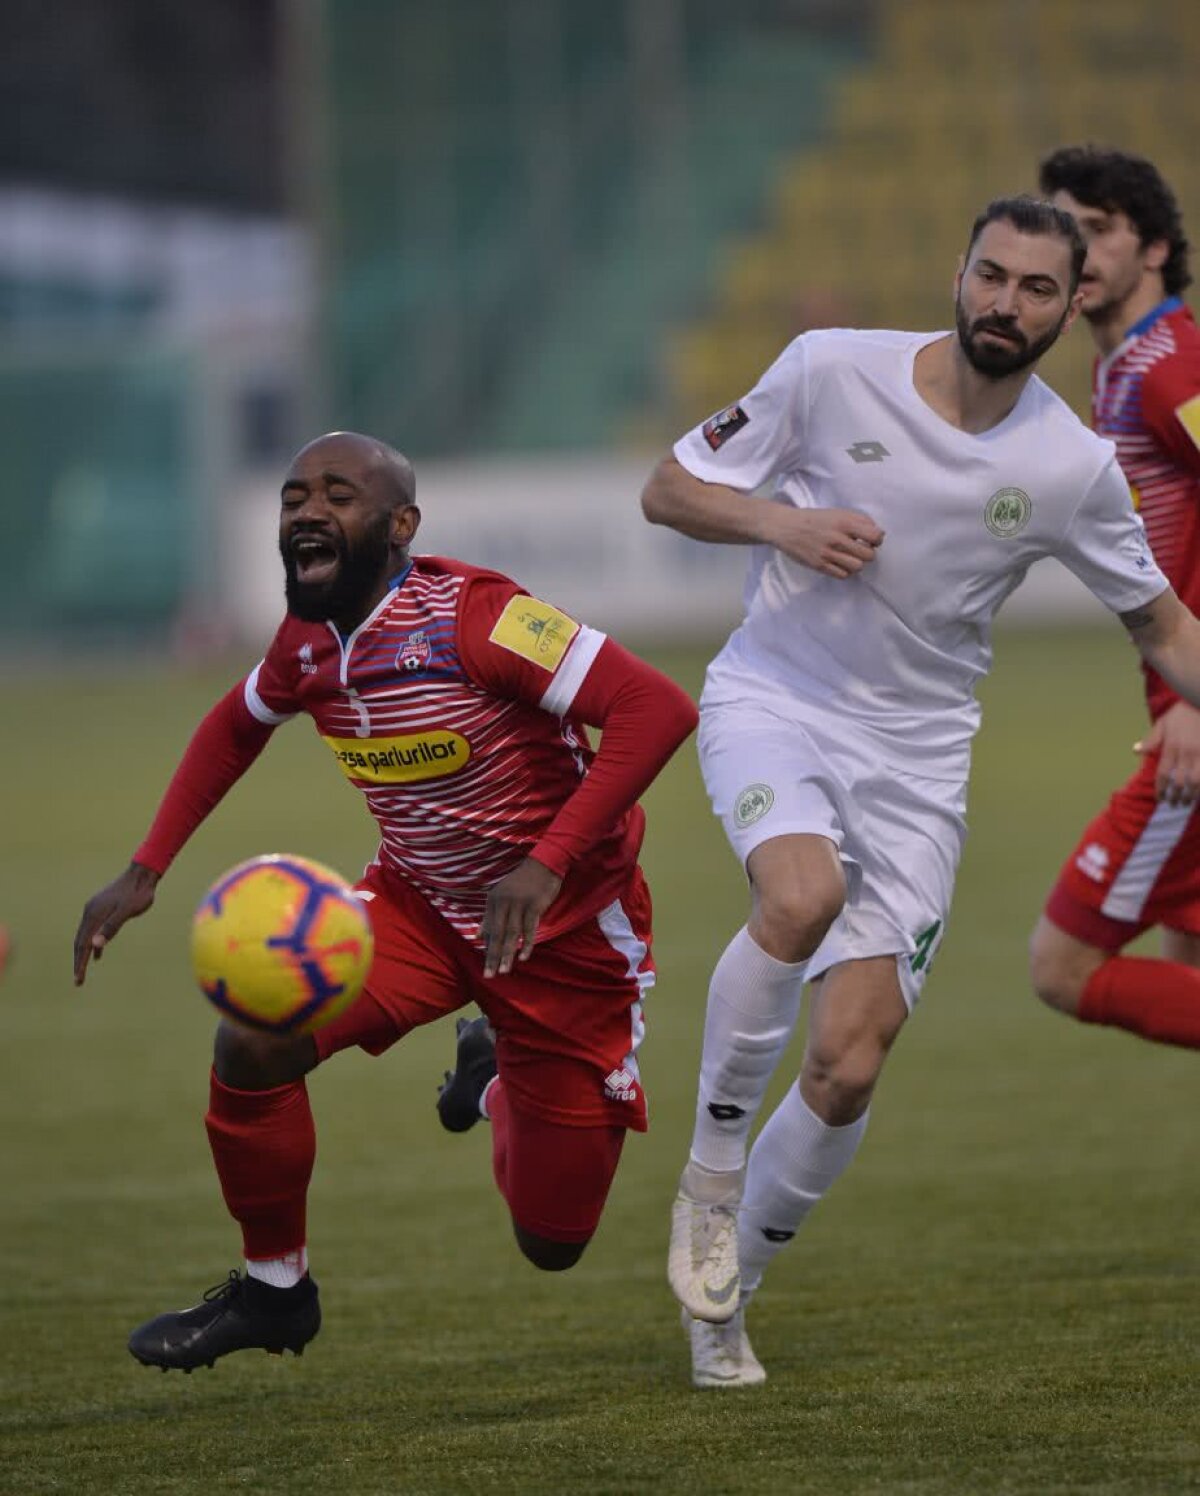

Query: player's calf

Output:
[214, 1019, 318, 1089]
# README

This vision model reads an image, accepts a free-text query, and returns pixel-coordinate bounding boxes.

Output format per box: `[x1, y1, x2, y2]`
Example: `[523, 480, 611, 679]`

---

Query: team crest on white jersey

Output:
[984, 487, 1032, 537]
[734, 783, 774, 828]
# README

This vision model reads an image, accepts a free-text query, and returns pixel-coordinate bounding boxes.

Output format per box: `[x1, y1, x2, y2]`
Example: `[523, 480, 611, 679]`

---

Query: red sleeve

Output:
[527, 637, 698, 875]
[245, 618, 304, 722]
[453, 573, 572, 707]
[133, 684, 276, 876]
[455, 573, 698, 874]
[1139, 351, 1200, 477]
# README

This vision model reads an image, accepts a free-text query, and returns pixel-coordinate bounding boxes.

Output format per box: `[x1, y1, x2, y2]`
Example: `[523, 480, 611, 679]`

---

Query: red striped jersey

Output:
[1094, 298, 1200, 717]
[244, 556, 644, 943]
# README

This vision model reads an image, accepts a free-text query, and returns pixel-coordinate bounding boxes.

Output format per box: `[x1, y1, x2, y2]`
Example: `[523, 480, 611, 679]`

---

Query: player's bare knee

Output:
[752, 882, 845, 963]
[513, 1223, 588, 1271]
[801, 1039, 883, 1124]
[213, 1020, 317, 1089]
[1028, 922, 1090, 1016]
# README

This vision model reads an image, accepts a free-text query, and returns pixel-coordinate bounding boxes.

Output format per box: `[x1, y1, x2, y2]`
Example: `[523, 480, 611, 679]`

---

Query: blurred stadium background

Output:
[7, 0, 1199, 649]
[4, 4, 1199, 1493]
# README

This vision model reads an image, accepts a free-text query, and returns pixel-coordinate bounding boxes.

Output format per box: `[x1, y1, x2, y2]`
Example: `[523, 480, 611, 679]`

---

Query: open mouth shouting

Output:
[290, 532, 342, 587]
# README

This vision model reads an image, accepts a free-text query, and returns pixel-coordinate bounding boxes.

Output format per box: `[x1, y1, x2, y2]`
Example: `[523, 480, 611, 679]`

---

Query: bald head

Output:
[279, 430, 422, 631]
[289, 431, 416, 509]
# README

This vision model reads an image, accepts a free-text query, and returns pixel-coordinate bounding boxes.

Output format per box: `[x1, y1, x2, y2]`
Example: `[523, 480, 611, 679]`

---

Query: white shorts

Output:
[698, 697, 967, 1008]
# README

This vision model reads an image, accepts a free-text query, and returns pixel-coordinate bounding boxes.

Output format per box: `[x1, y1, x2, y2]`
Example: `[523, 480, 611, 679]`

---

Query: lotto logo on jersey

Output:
[323, 730, 470, 783]
[702, 403, 749, 450]
[489, 595, 579, 672]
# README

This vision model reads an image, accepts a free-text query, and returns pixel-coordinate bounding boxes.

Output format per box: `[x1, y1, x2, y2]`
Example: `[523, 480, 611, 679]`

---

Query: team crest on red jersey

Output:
[396, 630, 432, 673]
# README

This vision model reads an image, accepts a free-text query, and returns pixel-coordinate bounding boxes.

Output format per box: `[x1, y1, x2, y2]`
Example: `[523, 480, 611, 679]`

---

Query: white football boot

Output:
[667, 1161, 743, 1323]
[683, 1306, 766, 1389]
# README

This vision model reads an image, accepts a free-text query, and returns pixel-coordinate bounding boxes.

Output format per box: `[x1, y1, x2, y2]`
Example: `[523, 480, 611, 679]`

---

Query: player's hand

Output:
[73, 863, 161, 986]
[759, 506, 884, 579]
[1135, 702, 1200, 804]
[480, 857, 563, 978]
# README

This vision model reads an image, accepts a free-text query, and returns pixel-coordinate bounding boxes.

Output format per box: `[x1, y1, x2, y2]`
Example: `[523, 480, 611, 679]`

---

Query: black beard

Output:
[955, 299, 1068, 378]
[281, 514, 393, 624]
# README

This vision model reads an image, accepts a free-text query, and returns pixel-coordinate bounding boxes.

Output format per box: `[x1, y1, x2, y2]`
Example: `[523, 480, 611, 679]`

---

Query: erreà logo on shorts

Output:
[984, 487, 1031, 538]
[322, 730, 470, 784]
[734, 783, 774, 828]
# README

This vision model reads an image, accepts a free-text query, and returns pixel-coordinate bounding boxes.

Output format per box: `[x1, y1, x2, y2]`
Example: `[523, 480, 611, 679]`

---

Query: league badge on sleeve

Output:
[489, 594, 580, 672]
[1175, 394, 1200, 455]
[702, 403, 750, 451]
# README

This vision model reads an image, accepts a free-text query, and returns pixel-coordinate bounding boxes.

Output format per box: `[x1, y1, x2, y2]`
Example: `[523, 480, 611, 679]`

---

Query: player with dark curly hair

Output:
[1031, 146, 1200, 1052]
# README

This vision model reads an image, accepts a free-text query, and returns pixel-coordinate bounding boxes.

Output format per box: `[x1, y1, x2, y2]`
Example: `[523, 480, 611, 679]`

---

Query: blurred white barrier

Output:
[222, 456, 1108, 648]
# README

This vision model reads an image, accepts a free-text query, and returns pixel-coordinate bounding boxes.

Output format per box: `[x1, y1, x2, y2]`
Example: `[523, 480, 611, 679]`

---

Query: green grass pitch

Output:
[1, 626, 1197, 1495]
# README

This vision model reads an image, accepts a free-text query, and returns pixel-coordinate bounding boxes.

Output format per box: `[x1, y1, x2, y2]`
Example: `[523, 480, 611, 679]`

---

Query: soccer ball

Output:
[191, 854, 374, 1035]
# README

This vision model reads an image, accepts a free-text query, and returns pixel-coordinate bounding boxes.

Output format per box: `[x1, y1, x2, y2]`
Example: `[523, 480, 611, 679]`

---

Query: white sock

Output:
[479, 1076, 499, 1121]
[688, 926, 806, 1175]
[738, 1084, 868, 1295]
[246, 1247, 308, 1289]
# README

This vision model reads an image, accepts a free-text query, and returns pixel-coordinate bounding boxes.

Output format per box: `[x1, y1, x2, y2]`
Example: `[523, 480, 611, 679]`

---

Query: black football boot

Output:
[128, 1270, 320, 1371]
[436, 1015, 498, 1133]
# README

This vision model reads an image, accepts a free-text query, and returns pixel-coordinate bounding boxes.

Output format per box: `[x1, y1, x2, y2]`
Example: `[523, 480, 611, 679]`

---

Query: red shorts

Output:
[1045, 753, 1200, 950]
[315, 863, 654, 1133]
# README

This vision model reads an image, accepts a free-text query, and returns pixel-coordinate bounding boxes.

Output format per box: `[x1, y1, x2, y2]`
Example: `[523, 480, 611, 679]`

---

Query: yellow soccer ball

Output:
[191, 854, 374, 1034]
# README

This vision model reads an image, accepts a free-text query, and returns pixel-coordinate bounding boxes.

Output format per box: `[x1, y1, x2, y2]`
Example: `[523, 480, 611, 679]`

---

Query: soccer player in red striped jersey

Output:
[72, 430, 698, 1371]
[1031, 147, 1200, 1049]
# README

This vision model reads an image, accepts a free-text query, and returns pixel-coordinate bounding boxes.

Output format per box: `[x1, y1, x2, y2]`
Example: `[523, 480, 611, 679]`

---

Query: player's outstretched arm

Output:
[73, 863, 160, 986]
[479, 639, 697, 978]
[72, 684, 276, 986]
[641, 456, 884, 579]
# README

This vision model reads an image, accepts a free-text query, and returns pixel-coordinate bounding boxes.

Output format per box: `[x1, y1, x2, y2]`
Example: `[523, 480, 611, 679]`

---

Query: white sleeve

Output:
[244, 662, 298, 725]
[1056, 457, 1169, 613]
[672, 336, 809, 492]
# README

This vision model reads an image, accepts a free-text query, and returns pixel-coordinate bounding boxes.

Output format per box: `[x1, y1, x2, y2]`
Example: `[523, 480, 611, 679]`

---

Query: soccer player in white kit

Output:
[643, 196, 1200, 1389]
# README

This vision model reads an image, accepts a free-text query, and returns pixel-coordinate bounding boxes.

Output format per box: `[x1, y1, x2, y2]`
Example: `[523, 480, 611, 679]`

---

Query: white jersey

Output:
[675, 327, 1168, 779]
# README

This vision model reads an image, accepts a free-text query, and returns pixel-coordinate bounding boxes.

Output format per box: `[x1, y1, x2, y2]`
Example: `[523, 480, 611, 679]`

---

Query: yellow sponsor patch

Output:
[322, 730, 470, 784]
[1175, 394, 1200, 454]
[488, 594, 579, 672]
[1129, 481, 1141, 512]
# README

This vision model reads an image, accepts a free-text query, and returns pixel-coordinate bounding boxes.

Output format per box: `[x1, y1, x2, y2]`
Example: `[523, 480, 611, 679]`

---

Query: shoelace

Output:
[695, 1202, 736, 1249]
[202, 1270, 244, 1303]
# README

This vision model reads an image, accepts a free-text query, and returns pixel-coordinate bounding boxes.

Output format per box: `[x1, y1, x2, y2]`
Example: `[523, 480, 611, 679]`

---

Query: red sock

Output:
[1079, 956, 1200, 1049]
[205, 1069, 316, 1259]
[486, 1079, 511, 1207]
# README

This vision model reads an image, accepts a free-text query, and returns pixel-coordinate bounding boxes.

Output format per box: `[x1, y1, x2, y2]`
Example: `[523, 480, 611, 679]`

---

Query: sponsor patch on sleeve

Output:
[702, 403, 750, 450]
[1175, 393, 1200, 453]
[488, 594, 580, 672]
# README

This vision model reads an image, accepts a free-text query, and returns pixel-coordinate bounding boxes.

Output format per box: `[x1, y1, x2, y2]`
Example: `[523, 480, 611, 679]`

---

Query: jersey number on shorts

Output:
[910, 919, 943, 973]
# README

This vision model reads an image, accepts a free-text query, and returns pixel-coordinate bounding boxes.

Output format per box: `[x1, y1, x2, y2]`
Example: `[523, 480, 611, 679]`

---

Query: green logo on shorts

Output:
[734, 783, 775, 828]
[984, 487, 1031, 537]
[910, 919, 943, 973]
